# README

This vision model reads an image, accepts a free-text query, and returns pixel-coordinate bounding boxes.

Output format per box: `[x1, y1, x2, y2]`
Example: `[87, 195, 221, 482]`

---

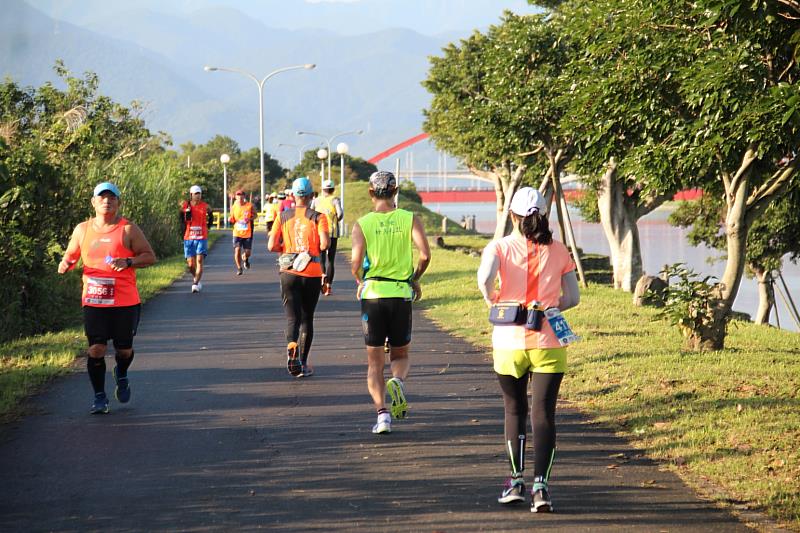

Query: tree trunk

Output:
[752, 266, 775, 325]
[470, 163, 526, 240]
[596, 159, 643, 292]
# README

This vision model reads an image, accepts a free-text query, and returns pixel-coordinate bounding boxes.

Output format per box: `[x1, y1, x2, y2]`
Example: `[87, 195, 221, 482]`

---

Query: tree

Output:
[423, 13, 571, 239]
[665, 0, 800, 348]
[551, 0, 692, 291]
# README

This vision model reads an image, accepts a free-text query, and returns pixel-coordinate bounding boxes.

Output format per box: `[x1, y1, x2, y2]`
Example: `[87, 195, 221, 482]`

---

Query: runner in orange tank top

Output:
[268, 177, 329, 378]
[58, 182, 156, 414]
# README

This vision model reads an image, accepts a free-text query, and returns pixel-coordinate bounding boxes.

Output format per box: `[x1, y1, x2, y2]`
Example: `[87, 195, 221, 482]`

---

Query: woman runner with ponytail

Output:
[477, 187, 580, 513]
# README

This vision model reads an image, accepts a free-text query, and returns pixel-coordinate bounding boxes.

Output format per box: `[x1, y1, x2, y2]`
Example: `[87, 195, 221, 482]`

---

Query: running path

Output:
[0, 231, 751, 532]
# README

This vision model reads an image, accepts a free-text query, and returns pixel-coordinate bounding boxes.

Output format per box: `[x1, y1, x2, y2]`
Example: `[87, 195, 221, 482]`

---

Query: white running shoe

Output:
[191, 284, 199, 293]
[196, 282, 202, 292]
[372, 412, 392, 434]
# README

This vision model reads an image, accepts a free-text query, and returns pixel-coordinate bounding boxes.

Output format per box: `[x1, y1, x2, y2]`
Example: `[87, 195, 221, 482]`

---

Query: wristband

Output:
[126, 258, 133, 268]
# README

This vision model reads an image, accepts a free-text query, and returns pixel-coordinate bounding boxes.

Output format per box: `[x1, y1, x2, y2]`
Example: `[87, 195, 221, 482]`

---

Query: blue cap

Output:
[292, 177, 313, 197]
[93, 182, 121, 197]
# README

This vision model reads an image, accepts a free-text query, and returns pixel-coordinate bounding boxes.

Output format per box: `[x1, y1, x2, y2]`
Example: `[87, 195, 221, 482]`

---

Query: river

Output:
[425, 200, 800, 333]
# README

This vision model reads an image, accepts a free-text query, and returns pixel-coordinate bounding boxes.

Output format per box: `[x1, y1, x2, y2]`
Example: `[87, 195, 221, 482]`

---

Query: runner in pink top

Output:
[477, 186, 580, 514]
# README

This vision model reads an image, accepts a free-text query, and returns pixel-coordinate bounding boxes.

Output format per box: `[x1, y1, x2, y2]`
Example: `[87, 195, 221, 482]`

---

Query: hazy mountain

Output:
[4, 1, 532, 166]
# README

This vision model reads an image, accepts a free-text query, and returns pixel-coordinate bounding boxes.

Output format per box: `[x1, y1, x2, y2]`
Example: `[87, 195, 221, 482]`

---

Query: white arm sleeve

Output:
[558, 271, 580, 311]
[477, 244, 500, 307]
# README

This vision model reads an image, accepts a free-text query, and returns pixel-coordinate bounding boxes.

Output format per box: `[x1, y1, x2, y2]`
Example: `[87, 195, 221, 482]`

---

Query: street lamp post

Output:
[220, 153, 231, 228]
[297, 129, 363, 183]
[336, 142, 348, 236]
[317, 148, 328, 189]
[204, 63, 315, 207]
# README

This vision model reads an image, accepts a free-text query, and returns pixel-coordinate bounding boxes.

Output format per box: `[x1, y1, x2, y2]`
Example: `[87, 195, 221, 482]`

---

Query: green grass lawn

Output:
[0, 233, 220, 423]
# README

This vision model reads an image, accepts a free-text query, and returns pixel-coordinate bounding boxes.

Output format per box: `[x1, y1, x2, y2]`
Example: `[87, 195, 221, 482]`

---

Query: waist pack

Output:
[278, 252, 320, 272]
[488, 302, 527, 326]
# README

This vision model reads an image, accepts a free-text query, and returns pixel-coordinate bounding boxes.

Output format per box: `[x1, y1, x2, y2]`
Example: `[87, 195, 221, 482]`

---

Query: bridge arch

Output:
[367, 133, 430, 164]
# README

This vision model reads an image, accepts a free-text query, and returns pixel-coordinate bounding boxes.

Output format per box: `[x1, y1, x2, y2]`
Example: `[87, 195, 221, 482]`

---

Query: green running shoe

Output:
[386, 377, 408, 419]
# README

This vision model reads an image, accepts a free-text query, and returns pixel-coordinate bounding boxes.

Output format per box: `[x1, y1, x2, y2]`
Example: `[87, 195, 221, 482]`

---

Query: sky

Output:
[27, 0, 541, 36]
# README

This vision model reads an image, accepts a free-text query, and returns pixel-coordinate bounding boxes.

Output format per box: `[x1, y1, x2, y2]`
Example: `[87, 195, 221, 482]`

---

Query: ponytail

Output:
[520, 212, 552, 245]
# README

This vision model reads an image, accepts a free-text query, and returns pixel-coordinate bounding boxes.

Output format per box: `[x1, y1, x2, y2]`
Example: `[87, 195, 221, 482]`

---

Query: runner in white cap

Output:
[181, 185, 213, 292]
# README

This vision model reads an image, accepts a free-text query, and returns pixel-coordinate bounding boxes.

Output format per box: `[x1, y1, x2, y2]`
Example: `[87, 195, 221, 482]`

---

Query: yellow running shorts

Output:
[493, 347, 567, 377]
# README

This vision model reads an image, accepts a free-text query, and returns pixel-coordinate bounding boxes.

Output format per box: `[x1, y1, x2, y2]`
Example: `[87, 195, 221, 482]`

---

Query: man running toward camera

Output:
[181, 185, 213, 293]
[57, 182, 156, 414]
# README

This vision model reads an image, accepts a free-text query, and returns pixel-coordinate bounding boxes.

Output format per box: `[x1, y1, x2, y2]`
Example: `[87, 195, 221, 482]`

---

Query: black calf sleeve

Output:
[87, 357, 106, 394]
[497, 372, 530, 476]
[530, 372, 563, 480]
[115, 351, 134, 377]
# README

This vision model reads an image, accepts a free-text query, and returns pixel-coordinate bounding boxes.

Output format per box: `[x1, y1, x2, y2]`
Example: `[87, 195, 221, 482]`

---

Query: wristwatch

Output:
[125, 258, 133, 268]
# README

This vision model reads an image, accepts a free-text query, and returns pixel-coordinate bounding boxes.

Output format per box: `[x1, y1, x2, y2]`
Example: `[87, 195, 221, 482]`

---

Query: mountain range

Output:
[2, 0, 536, 167]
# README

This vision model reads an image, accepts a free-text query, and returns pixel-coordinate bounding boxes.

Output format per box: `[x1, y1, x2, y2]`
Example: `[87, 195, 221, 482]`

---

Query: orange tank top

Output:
[491, 236, 575, 349]
[81, 217, 140, 307]
[183, 201, 209, 240]
[269, 207, 328, 278]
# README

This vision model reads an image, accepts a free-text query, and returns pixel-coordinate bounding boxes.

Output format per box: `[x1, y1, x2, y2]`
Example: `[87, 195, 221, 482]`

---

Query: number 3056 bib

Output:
[84, 277, 116, 305]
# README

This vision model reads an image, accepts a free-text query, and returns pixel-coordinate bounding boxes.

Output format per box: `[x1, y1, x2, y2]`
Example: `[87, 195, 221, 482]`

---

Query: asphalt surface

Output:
[0, 231, 754, 532]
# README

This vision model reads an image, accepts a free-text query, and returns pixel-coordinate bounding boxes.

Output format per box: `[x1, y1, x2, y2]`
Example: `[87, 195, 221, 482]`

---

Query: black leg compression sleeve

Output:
[87, 356, 106, 394]
[497, 372, 530, 476]
[280, 273, 321, 363]
[530, 372, 563, 481]
[115, 351, 134, 377]
[325, 238, 338, 283]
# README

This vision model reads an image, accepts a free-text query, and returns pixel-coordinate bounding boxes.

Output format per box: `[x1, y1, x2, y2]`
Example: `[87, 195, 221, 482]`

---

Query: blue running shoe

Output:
[297, 363, 314, 378]
[90, 392, 109, 414]
[386, 377, 408, 419]
[113, 366, 131, 403]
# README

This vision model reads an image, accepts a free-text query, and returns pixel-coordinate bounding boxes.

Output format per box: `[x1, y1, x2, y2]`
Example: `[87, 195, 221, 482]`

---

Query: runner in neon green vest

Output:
[351, 171, 431, 435]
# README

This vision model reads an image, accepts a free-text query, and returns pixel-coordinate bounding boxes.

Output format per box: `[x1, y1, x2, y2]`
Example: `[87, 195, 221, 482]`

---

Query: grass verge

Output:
[0, 234, 220, 423]
[419, 234, 800, 530]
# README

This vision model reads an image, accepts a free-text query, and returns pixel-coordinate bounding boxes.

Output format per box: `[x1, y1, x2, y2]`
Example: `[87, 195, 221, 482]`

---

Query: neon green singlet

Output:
[358, 209, 414, 299]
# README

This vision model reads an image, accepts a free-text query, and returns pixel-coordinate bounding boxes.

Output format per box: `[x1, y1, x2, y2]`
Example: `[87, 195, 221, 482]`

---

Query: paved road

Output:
[0, 232, 753, 532]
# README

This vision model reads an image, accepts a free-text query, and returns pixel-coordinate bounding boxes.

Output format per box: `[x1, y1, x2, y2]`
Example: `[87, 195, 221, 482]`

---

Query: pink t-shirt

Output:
[489, 235, 575, 349]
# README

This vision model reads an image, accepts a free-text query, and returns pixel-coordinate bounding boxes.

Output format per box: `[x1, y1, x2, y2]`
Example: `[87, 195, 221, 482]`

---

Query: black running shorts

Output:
[360, 298, 412, 348]
[83, 304, 141, 349]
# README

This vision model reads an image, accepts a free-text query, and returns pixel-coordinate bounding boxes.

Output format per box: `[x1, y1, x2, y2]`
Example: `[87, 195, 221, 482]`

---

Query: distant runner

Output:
[181, 185, 213, 293]
[477, 187, 580, 513]
[57, 182, 156, 414]
[229, 189, 255, 275]
[311, 179, 344, 296]
[268, 177, 329, 378]
[350, 170, 431, 435]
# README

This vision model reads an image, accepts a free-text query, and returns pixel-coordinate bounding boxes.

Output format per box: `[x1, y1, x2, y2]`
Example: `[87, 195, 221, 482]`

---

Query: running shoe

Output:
[90, 392, 109, 414]
[236, 268, 243, 276]
[386, 377, 408, 419]
[321, 282, 332, 296]
[113, 366, 131, 403]
[286, 342, 302, 376]
[244, 257, 251, 270]
[298, 363, 314, 378]
[498, 477, 526, 504]
[196, 282, 203, 292]
[531, 479, 553, 513]
[191, 283, 199, 293]
[372, 412, 392, 434]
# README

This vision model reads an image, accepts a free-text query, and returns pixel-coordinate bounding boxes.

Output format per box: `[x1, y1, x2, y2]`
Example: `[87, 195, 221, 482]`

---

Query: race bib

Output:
[85, 276, 116, 305]
[545, 308, 579, 346]
[235, 221, 249, 231]
[189, 225, 203, 239]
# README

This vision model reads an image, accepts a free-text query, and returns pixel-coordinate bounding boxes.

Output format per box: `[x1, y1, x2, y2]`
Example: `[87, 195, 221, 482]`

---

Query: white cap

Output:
[322, 179, 335, 190]
[189, 185, 202, 194]
[510, 187, 547, 217]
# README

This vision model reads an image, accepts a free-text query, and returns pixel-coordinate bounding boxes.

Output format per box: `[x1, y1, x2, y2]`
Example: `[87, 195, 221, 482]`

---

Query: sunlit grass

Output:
[0, 233, 220, 422]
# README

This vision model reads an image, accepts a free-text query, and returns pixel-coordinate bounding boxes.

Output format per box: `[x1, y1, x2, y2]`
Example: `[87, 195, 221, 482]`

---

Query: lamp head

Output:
[317, 148, 328, 160]
[304, 64, 316, 70]
[220, 153, 230, 164]
[336, 142, 349, 155]
[204, 66, 217, 72]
